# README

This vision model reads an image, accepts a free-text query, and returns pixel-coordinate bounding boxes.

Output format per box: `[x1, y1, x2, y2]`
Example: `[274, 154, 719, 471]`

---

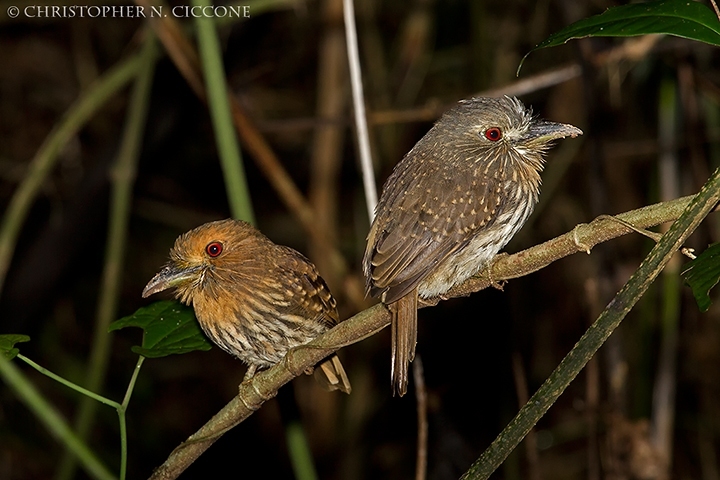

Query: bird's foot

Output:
[283, 346, 316, 378]
[418, 297, 435, 307]
[486, 253, 508, 291]
[284, 351, 328, 377]
[242, 364, 258, 383]
[237, 365, 275, 409]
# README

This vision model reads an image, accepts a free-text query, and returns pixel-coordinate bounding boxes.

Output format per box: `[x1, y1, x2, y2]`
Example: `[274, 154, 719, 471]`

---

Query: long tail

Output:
[314, 354, 352, 394]
[389, 291, 418, 396]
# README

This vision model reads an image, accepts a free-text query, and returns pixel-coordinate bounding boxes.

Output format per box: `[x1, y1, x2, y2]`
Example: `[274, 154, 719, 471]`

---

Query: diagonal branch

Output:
[148, 192, 706, 480]
[459, 172, 720, 479]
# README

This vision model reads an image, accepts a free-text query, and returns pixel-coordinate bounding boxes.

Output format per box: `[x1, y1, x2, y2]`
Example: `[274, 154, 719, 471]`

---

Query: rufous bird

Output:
[143, 219, 351, 393]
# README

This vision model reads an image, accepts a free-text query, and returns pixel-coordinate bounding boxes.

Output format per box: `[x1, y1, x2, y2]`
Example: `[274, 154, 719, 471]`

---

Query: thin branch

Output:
[343, 0, 378, 221]
[710, 0, 720, 22]
[16, 354, 121, 410]
[413, 356, 428, 480]
[118, 356, 146, 480]
[148, 192, 705, 480]
[0, 355, 116, 480]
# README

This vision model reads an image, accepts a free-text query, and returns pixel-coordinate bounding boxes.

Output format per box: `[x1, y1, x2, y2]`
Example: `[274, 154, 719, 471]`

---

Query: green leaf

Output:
[110, 300, 212, 358]
[520, 0, 720, 72]
[682, 243, 720, 312]
[0, 334, 31, 360]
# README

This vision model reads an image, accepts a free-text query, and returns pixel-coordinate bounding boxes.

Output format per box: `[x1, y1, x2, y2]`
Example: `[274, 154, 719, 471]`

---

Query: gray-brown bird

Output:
[143, 219, 351, 393]
[363, 96, 582, 396]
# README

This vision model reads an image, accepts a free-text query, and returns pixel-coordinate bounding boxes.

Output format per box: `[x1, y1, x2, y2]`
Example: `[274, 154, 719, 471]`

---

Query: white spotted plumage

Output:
[363, 95, 582, 395]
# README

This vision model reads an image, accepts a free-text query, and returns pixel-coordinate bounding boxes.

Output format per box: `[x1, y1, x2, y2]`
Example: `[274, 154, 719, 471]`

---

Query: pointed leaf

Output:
[110, 300, 212, 358]
[520, 0, 720, 72]
[0, 334, 31, 360]
[682, 243, 720, 312]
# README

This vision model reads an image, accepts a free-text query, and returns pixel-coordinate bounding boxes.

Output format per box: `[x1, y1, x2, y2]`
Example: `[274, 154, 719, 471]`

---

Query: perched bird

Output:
[143, 219, 351, 394]
[363, 96, 582, 396]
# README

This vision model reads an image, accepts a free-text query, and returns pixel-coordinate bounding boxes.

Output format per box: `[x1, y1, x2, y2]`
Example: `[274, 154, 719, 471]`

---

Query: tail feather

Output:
[314, 354, 352, 394]
[389, 291, 418, 396]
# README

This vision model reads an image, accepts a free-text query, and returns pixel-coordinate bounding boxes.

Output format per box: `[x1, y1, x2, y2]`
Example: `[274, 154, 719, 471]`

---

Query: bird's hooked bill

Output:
[142, 263, 200, 298]
[524, 120, 583, 143]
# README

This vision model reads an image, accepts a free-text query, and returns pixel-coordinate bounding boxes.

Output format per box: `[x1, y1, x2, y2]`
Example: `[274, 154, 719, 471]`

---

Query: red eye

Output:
[205, 241, 223, 257]
[484, 127, 502, 141]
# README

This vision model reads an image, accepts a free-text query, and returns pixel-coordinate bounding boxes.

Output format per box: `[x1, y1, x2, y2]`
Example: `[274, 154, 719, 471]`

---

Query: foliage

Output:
[520, 0, 720, 72]
[0, 334, 30, 360]
[682, 242, 720, 312]
[109, 301, 212, 358]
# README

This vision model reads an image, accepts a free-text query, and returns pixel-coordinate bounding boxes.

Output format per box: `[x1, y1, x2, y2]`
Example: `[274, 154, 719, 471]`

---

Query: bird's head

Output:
[433, 95, 582, 176]
[142, 219, 258, 305]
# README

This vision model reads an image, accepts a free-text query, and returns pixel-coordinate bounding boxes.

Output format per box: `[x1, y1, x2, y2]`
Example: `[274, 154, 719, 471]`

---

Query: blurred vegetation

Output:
[2, 0, 720, 479]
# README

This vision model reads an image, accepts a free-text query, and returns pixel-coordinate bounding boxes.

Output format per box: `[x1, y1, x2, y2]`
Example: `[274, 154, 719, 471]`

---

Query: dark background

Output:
[1, 0, 720, 479]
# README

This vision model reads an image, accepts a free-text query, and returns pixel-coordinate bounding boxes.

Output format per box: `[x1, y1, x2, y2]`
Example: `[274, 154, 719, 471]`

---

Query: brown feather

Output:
[144, 219, 351, 394]
[389, 292, 418, 397]
[363, 96, 582, 395]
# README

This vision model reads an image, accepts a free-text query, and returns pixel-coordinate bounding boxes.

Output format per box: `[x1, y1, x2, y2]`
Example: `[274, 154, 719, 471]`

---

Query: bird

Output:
[363, 96, 582, 396]
[142, 219, 351, 394]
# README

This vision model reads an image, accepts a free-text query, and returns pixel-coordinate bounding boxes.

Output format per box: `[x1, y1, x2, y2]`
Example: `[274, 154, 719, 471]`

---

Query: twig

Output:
[413, 355, 428, 480]
[710, 0, 720, 22]
[0, 355, 116, 480]
[343, 0, 377, 221]
[148, 192, 706, 480]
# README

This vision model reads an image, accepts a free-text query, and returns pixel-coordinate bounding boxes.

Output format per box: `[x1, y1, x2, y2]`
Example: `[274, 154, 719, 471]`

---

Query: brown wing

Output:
[364, 150, 506, 303]
[276, 246, 339, 328]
